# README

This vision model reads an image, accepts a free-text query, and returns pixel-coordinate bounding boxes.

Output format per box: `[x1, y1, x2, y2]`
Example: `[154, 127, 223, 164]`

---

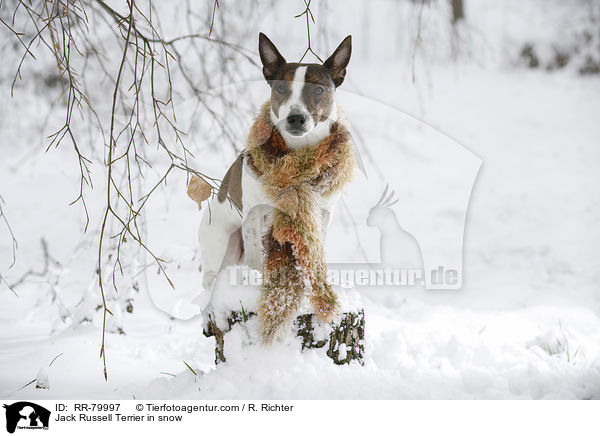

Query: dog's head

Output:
[258, 33, 352, 148]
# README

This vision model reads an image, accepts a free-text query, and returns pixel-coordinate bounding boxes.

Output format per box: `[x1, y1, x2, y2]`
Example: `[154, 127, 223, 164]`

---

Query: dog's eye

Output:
[313, 86, 325, 96]
[275, 84, 287, 94]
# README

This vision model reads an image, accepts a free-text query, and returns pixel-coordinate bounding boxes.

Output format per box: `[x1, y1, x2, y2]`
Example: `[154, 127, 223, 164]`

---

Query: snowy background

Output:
[1, 0, 600, 399]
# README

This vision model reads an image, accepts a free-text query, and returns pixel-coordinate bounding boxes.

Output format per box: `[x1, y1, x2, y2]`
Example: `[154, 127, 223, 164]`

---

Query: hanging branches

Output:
[4, 0, 95, 227]
[1, 0, 261, 380]
[97, 0, 135, 381]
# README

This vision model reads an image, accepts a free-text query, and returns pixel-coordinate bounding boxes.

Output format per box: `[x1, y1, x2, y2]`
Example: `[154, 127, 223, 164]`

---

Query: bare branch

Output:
[0, 194, 17, 270]
[412, 0, 430, 83]
[296, 0, 323, 63]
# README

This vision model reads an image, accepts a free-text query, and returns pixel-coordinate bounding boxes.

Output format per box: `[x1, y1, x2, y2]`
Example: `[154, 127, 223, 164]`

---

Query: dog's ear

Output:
[259, 33, 286, 81]
[323, 35, 352, 87]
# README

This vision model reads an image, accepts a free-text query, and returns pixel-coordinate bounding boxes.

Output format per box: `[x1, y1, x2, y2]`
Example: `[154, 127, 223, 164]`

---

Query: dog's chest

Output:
[241, 160, 274, 214]
[239, 158, 339, 270]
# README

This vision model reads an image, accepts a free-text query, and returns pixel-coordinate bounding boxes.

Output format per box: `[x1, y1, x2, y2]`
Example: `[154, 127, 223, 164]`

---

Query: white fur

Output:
[197, 194, 243, 292]
[275, 66, 307, 124]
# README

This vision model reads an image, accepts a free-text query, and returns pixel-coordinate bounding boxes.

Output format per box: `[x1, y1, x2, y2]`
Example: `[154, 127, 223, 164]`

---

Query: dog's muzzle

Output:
[286, 110, 309, 136]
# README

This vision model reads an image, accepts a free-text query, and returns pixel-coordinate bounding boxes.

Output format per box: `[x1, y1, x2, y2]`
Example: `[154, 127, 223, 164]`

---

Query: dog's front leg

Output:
[198, 198, 243, 295]
[242, 204, 273, 271]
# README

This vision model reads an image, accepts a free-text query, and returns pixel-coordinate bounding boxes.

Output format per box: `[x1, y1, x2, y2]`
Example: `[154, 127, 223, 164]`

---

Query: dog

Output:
[196, 32, 352, 304]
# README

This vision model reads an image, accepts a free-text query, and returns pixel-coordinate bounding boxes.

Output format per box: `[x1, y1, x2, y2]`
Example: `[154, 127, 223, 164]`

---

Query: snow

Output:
[1, 0, 600, 400]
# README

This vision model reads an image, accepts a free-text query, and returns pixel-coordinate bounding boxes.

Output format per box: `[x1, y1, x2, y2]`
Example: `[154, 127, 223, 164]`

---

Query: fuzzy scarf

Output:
[245, 101, 356, 343]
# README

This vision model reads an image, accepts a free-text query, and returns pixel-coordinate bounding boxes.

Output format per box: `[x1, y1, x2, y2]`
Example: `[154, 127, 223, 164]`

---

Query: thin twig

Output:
[0, 194, 17, 269]
[208, 0, 219, 36]
[296, 0, 322, 63]
[411, 0, 429, 83]
[9, 239, 56, 289]
[98, 0, 136, 382]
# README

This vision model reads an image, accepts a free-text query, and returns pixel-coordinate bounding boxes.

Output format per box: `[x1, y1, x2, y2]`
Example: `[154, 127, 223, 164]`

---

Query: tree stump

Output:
[203, 309, 365, 366]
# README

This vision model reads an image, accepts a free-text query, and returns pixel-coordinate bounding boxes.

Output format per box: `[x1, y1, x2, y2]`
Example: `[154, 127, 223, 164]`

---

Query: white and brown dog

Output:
[196, 33, 352, 301]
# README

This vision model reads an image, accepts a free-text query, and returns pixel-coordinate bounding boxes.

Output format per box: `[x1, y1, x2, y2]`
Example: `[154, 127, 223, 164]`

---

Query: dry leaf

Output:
[187, 175, 212, 209]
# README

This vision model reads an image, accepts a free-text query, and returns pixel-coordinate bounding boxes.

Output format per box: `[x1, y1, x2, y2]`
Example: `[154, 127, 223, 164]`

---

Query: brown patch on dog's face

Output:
[302, 65, 335, 123]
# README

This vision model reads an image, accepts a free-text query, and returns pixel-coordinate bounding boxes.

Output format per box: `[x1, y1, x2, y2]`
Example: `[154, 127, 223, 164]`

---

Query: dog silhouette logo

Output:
[3, 402, 50, 433]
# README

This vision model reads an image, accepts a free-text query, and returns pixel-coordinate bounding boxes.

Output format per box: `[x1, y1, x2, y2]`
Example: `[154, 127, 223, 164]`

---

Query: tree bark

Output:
[451, 0, 465, 25]
[203, 310, 365, 365]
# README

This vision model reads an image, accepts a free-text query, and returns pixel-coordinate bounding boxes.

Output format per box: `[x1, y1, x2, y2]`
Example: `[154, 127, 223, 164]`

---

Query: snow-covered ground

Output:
[1, 1, 600, 399]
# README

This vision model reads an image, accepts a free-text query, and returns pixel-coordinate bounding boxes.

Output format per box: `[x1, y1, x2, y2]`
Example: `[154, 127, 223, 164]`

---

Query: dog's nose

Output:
[286, 112, 306, 129]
